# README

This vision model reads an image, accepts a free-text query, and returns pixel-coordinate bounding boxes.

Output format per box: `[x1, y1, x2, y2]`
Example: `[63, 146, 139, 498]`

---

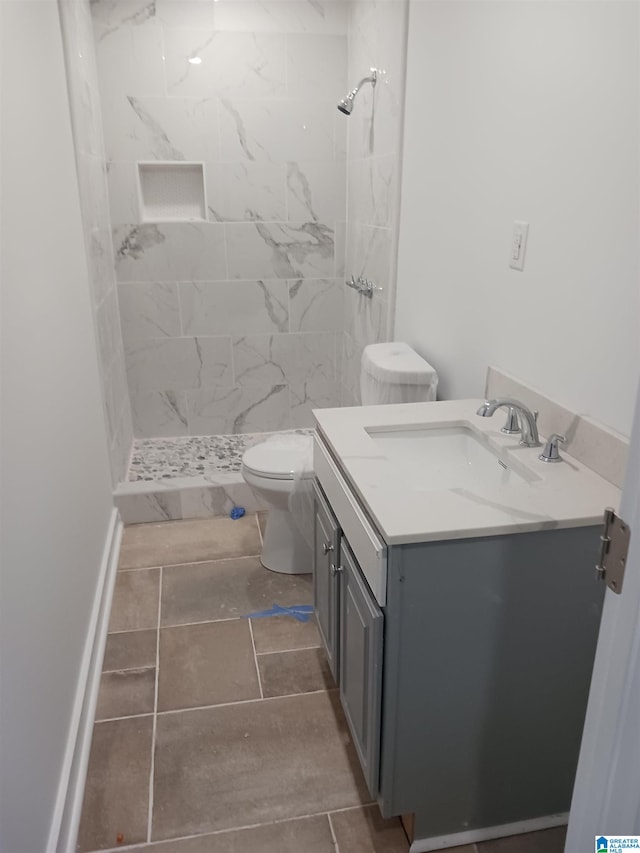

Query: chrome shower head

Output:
[337, 68, 378, 116]
[337, 93, 355, 115]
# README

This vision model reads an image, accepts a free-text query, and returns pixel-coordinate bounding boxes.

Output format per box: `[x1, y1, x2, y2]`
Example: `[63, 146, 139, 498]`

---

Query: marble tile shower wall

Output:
[59, 0, 134, 484]
[342, 0, 408, 405]
[91, 0, 349, 438]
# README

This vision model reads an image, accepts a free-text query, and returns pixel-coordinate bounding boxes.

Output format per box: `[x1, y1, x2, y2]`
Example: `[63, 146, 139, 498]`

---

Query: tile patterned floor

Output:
[127, 430, 313, 482]
[78, 515, 567, 853]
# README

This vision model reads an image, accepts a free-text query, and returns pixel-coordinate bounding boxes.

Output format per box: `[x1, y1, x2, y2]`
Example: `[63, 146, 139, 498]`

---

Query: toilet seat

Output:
[242, 434, 313, 481]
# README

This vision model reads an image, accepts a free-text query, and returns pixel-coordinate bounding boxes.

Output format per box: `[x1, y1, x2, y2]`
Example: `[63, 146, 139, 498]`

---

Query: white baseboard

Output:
[47, 509, 123, 853]
[409, 812, 569, 852]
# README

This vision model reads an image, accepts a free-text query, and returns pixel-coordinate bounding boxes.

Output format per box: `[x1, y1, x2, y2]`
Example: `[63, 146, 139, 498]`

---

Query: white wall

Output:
[395, 0, 639, 437]
[0, 2, 115, 850]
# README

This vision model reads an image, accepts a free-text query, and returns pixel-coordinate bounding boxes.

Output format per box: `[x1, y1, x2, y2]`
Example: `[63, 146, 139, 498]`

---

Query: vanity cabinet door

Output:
[339, 539, 383, 797]
[313, 482, 341, 682]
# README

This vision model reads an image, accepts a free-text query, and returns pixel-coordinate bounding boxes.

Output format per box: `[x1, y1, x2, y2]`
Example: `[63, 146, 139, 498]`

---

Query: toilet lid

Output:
[361, 342, 437, 385]
[242, 434, 314, 481]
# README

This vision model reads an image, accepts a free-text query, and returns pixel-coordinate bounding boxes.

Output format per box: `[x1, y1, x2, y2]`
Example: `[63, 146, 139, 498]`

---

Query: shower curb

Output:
[114, 474, 267, 524]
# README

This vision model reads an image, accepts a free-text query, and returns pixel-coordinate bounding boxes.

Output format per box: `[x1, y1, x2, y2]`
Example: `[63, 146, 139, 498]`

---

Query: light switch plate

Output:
[509, 220, 529, 271]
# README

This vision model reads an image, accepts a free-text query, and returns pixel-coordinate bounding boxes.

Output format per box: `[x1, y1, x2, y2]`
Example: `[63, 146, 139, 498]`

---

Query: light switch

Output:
[509, 221, 529, 271]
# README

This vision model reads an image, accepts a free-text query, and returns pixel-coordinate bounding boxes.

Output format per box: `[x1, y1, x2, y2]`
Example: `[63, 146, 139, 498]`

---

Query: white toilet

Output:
[241, 342, 438, 574]
[359, 341, 438, 405]
[242, 434, 314, 575]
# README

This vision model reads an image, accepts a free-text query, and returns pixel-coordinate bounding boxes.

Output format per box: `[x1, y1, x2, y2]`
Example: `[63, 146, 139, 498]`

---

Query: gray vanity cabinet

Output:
[312, 483, 341, 681]
[312, 424, 610, 848]
[339, 539, 383, 796]
[313, 482, 384, 797]
[376, 526, 605, 840]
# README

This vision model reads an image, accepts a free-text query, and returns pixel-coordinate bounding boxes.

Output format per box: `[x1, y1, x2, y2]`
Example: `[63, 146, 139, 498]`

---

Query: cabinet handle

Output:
[322, 542, 334, 555]
[330, 563, 343, 576]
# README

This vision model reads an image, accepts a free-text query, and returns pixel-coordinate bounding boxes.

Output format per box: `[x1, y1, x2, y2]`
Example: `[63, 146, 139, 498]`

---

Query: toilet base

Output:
[261, 508, 312, 575]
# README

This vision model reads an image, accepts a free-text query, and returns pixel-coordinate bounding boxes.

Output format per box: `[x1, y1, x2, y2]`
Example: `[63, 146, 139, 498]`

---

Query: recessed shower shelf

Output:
[137, 161, 207, 223]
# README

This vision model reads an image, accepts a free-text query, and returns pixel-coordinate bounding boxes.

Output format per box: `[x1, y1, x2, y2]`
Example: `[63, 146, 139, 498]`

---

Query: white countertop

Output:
[314, 399, 621, 545]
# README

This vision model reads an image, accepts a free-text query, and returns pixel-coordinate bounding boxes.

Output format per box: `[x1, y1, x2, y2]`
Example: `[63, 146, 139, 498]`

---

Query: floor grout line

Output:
[256, 512, 264, 546]
[101, 664, 156, 675]
[157, 687, 338, 717]
[107, 615, 244, 636]
[94, 712, 155, 724]
[147, 566, 162, 843]
[160, 615, 242, 630]
[327, 812, 339, 853]
[95, 681, 334, 722]
[95, 685, 335, 722]
[108, 625, 164, 636]
[317, 803, 377, 817]
[161, 552, 263, 568]
[247, 617, 264, 700]
[159, 615, 316, 633]
[119, 552, 263, 573]
[88, 804, 376, 853]
[117, 565, 163, 574]
[255, 644, 322, 656]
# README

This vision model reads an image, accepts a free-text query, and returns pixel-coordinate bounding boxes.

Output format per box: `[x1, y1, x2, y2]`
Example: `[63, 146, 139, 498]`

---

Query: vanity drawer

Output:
[313, 434, 388, 606]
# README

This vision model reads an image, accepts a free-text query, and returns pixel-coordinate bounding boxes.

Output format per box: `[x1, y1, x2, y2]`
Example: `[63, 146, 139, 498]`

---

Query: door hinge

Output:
[595, 507, 631, 594]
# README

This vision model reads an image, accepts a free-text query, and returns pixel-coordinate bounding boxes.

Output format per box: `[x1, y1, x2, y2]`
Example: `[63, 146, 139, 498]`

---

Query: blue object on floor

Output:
[229, 506, 246, 519]
[245, 604, 314, 623]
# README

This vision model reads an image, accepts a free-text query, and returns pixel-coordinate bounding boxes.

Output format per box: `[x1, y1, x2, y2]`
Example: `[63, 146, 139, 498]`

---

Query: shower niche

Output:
[136, 162, 207, 223]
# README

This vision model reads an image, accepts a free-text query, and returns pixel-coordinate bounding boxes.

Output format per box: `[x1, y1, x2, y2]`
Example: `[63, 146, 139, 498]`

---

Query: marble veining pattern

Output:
[103, 95, 219, 163]
[225, 222, 335, 280]
[91, 0, 156, 39]
[128, 429, 313, 481]
[114, 223, 228, 283]
[164, 30, 287, 99]
[59, 0, 134, 485]
[206, 162, 287, 223]
[91, 0, 349, 436]
[126, 96, 184, 159]
[218, 98, 337, 163]
[315, 399, 621, 546]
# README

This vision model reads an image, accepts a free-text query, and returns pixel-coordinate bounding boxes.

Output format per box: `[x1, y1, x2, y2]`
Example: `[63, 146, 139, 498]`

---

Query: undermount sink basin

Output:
[366, 425, 534, 492]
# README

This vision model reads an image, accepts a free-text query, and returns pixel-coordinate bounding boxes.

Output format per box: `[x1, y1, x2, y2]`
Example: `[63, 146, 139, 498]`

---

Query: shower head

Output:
[337, 94, 355, 115]
[337, 68, 378, 116]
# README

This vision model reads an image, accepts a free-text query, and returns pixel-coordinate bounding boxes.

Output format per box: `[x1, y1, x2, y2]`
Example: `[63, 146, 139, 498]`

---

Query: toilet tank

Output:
[360, 342, 438, 405]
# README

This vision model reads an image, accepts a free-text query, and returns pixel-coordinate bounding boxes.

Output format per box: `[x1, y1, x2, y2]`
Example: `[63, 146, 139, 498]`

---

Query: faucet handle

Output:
[538, 433, 566, 464]
[500, 406, 521, 435]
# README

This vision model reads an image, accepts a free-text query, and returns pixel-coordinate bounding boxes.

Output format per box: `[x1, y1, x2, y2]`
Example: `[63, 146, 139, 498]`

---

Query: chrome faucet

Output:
[476, 398, 541, 447]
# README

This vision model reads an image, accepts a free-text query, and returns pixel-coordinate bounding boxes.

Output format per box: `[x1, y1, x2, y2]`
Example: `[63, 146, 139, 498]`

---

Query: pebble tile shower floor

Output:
[78, 515, 568, 853]
[127, 431, 313, 482]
